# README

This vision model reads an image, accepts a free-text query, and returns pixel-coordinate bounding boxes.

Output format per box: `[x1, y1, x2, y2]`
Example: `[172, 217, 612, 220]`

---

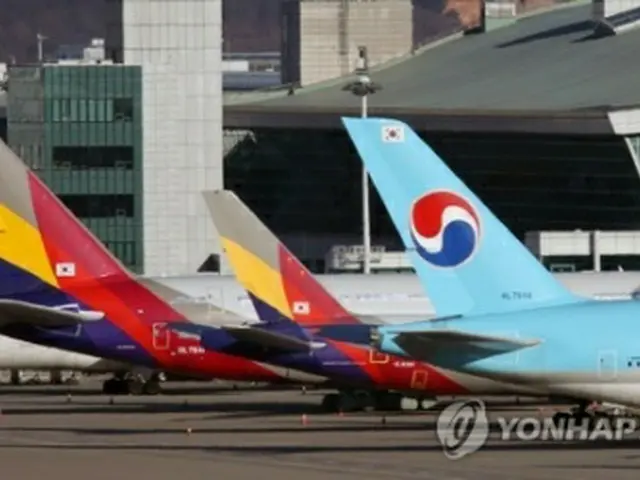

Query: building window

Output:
[58, 194, 134, 218]
[105, 240, 137, 267]
[97, 100, 109, 122]
[113, 98, 133, 121]
[53, 99, 122, 123]
[52, 146, 134, 169]
[77, 100, 87, 122]
[59, 100, 71, 121]
[52, 100, 60, 122]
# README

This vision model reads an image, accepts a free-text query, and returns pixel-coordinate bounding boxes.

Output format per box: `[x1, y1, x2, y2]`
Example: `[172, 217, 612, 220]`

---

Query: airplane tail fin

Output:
[203, 190, 360, 326]
[341, 117, 584, 316]
[0, 140, 183, 327]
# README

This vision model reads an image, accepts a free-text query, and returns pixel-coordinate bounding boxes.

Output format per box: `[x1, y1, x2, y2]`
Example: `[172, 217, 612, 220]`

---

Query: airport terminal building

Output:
[222, 0, 640, 272]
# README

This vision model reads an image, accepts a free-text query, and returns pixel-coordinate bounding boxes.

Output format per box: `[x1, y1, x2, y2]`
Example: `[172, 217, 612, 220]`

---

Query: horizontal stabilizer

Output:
[0, 299, 105, 328]
[169, 322, 326, 353]
[223, 325, 327, 352]
[385, 329, 540, 366]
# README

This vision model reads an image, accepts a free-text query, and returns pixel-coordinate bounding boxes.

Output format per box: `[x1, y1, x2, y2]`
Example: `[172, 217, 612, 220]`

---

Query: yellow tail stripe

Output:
[221, 237, 292, 318]
[0, 205, 59, 288]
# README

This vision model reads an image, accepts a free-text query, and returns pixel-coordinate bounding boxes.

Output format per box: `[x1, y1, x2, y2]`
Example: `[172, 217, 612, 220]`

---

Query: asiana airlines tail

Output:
[0, 140, 327, 394]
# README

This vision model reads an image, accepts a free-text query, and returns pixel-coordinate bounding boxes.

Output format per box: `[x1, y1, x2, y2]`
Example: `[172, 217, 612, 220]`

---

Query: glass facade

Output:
[225, 128, 640, 269]
[7, 65, 143, 272]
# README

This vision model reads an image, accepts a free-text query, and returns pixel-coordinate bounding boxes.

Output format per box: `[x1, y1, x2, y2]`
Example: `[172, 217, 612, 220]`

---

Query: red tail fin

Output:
[27, 168, 183, 325]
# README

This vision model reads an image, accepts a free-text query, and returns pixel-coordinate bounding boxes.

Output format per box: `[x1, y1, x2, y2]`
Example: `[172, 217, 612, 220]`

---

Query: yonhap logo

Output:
[436, 399, 489, 459]
[435, 398, 639, 459]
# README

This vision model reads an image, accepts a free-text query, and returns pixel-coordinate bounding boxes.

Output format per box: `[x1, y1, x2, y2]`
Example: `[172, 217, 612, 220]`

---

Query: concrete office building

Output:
[6, 64, 144, 271]
[281, 0, 414, 87]
[107, 0, 224, 276]
[2, 0, 223, 276]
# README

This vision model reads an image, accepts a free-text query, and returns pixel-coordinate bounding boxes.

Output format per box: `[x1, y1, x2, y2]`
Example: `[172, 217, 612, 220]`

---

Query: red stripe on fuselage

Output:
[327, 340, 468, 395]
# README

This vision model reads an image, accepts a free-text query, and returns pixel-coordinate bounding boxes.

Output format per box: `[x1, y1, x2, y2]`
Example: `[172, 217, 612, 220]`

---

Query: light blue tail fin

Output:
[342, 117, 584, 317]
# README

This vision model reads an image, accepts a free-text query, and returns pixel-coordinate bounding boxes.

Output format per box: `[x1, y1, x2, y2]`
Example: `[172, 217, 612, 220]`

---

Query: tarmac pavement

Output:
[0, 382, 639, 479]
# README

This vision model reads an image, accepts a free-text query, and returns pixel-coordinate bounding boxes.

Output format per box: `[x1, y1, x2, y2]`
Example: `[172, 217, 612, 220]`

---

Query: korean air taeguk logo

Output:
[409, 190, 481, 268]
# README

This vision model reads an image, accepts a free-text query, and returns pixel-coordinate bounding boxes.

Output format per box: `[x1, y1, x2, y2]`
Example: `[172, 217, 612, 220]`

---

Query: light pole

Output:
[37, 33, 47, 63]
[342, 46, 382, 274]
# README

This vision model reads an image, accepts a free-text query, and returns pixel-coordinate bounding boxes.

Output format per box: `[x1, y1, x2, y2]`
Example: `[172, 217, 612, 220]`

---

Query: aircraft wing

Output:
[169, 322, 326, 353]
[383, 329, 540, 365]
[0, 299, 104, 328]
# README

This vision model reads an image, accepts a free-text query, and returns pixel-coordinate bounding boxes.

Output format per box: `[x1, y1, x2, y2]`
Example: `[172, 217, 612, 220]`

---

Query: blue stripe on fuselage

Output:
[0, 258, 156, 367]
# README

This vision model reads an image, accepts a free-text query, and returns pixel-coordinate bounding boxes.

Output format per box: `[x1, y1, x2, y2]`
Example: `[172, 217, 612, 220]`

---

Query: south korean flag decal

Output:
[381, 125, 405, 143]
[292, 301, 310, 315]
[55, 262, 76, 278]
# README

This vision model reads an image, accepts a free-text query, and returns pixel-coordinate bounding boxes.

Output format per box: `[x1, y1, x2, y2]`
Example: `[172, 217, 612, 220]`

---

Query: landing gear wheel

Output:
[552, 411, 570, 427]
[102, 378, 119, 395]
[65, 376, 80, 386]
[336, 393, 361, 413]
[374, 392, 403, 411]
[127, 378, 144, 395]
[321, 393, 340, 412]
[553, 401, 596, 429]
[320, 392, 362, 412]
[143, 379, 162, 396]
[351, 390, 375, 412]
[10, 371, 21, 386]
[570, 411, 595, 430]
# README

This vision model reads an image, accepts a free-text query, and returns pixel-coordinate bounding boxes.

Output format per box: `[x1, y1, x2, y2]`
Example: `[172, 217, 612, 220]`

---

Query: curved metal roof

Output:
[225, 3, 640, 134]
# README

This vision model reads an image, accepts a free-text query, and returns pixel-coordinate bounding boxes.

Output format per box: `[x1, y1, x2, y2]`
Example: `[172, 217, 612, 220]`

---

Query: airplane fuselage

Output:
[380, 299, 640, 407]
[0, 267, 328, 387]
[0, 335, 123, 372]
[3, 319, 328, 385]
[6, 271, 640, 398]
